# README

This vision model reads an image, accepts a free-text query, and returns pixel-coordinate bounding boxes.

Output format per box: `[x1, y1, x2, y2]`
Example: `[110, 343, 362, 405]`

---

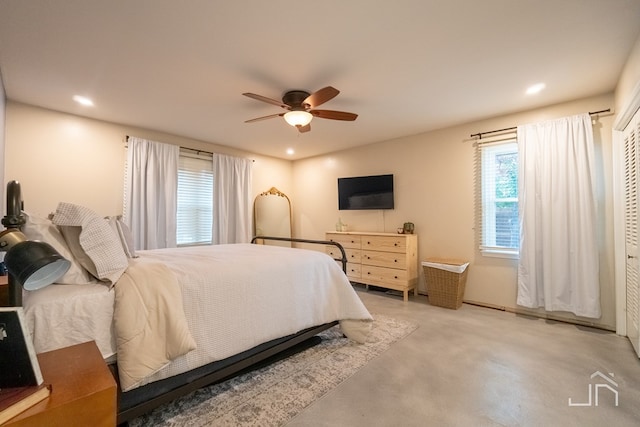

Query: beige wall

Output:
[616, 32, 640, 115]
[2, 94, 620, 330]
[292, 92, 616, 330]
[4, 101, 293, 218]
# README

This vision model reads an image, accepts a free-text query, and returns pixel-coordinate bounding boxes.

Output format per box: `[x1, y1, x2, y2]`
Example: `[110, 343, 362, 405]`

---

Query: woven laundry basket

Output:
[422, 258, 469, 309]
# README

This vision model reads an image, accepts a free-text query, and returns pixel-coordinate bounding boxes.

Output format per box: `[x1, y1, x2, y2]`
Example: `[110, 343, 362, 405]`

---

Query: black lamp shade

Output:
[4, 241, 71, 290]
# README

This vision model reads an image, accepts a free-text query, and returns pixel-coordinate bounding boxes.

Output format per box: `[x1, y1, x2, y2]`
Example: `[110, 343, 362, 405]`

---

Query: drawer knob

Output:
[394, 259, 398, 263]
[394, 275, 398, 279]
[394, 243, 398, 246]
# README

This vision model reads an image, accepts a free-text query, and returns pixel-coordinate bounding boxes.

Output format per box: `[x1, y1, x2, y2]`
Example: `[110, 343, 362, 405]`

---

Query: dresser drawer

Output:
[361, 265, 408, 286]
[362, 235, 406, 253]
[361, 250, 406, 269]
[326, 246, 361, 262]
[326, 233, 361, 249]
[345, 263, 361, 280]
[332, 260, 361, 279]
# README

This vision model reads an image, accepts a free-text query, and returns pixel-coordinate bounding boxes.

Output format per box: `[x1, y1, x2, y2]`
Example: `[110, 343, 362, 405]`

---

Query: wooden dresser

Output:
[325, 231, 418, 301]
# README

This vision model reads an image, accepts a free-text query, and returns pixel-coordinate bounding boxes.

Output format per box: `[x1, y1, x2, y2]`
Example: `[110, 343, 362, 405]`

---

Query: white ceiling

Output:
[1, 1, 640, 160]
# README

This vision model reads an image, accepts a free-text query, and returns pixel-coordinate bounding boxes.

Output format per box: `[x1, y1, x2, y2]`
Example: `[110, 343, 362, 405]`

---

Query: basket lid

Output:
[422, 258, 469, 273]
[423, 257, 467, 266]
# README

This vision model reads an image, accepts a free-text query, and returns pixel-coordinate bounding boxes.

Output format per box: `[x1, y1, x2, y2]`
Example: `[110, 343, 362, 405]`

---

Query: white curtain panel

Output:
[517, 113, 601, 318]
[212, 153, 253, 244]
[124, 137, 179, 250]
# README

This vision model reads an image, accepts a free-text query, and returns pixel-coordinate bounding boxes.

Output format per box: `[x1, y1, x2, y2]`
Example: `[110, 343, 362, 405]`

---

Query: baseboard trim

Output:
[462, 299, 614, 332]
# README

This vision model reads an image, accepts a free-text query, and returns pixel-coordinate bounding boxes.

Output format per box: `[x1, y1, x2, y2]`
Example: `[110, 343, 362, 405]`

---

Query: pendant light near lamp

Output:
[284, 110, 313, 127]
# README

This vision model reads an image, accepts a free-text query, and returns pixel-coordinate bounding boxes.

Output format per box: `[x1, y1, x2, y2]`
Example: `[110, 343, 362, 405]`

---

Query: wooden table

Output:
[4, 341, 117, 426]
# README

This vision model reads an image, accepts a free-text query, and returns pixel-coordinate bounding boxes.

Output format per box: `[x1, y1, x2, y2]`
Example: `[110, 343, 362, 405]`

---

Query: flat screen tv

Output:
[338, 174, 394, 210]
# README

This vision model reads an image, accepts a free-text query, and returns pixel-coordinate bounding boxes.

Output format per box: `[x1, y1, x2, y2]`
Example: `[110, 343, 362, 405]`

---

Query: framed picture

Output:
[0, 307, 43, 388]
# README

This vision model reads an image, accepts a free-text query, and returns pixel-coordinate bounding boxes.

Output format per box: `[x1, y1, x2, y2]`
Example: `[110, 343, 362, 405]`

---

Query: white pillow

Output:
[21, 211, 97, 285]
[105, 216, 137, 258]
[52, 203, 128, 286]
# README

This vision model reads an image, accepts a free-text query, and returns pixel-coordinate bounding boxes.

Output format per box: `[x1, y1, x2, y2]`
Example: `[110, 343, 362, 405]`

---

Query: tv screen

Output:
[338, 174, 394, 210]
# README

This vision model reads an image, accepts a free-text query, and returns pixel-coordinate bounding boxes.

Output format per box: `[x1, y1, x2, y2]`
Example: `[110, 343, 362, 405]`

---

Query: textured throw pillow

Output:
[105, 215, 138, 258]
[21, 211, 97, 285]
[52, 203, 129, 285]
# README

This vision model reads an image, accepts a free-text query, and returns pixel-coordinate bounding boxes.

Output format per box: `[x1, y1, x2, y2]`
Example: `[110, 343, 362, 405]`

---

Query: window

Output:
[177, 152, 213, 246]
[479, 139, 519, 257]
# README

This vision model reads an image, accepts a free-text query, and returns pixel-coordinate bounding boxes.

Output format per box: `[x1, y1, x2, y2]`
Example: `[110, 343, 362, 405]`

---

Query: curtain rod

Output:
[125, 135, 254, 161]
[125, 135, 214, 156]
[470, 108, 611, 140]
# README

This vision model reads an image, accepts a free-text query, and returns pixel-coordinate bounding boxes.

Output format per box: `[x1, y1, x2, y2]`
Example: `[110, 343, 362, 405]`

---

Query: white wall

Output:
[616, 32, 640, 115]
[4, 101, 293, 218]
[292, 93, 617, 330]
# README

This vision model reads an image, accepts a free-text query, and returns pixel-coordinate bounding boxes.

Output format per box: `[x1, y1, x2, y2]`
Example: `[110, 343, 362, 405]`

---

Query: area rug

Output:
[129, 314, 418, 427]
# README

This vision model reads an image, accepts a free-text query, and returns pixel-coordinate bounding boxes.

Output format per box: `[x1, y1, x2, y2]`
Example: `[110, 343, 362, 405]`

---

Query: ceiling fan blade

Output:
[245, 113, 284, 123]
[310, 109, 358, 121]
[242, 93, 289, 109]
[303, 86, 339, 109]
[297, 123, 311, 133]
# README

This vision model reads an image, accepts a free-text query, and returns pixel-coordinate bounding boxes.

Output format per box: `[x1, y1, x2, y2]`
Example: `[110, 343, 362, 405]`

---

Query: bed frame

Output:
[115, 236, 348, 425]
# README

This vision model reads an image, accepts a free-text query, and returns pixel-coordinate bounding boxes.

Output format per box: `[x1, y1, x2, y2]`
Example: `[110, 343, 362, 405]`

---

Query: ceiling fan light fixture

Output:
[284, 110, 313, 127]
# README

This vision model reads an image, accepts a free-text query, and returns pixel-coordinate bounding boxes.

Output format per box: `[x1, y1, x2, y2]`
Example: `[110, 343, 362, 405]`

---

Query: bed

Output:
[16, 204, 372, 424]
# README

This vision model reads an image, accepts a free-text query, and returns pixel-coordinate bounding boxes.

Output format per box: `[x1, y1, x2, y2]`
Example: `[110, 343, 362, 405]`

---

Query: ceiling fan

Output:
[242, 86, 358, 133]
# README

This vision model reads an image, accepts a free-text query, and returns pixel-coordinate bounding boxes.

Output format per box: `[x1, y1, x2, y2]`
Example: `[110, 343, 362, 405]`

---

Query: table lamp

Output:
[0, 181, 70, 306]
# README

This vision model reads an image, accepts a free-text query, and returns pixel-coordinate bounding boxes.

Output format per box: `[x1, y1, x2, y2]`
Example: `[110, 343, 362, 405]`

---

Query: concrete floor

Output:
[288, 287, 640, 427]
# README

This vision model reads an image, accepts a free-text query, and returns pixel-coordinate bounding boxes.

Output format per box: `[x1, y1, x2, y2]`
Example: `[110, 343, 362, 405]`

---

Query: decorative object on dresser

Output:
[326, 231, 418, 302]
[402, 222, 414, 234]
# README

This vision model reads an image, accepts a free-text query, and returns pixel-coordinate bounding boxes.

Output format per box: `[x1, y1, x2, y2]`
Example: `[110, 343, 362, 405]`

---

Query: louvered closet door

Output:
[624, 107, 640, 357]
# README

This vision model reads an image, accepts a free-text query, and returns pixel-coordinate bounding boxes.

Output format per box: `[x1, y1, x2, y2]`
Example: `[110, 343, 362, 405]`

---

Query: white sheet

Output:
[23, 282, 116, 359]
[22, 243, 372, 388]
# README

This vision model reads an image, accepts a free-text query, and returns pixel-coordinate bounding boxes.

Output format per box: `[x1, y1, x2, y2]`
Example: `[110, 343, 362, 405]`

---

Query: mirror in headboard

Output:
[253, 187, 292, 247]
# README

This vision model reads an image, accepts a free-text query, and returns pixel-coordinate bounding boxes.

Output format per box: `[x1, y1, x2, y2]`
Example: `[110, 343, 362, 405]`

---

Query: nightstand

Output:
[4, 341, 117, 426]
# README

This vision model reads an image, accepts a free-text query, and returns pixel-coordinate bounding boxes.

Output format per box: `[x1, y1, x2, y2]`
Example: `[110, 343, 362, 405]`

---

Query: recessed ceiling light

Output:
[73, 95, 94, 106]
[526, 83, 546, 95]
[286, 148, 295, 155]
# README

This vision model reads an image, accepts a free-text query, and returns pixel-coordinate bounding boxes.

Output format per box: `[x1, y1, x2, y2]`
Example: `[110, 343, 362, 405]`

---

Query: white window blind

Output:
[478, 137, 519, 257]
[177, 152, 213, 246]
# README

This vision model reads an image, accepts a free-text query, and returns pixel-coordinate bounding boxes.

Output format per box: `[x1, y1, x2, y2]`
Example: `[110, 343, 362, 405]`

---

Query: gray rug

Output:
[130, 315, 418, 426]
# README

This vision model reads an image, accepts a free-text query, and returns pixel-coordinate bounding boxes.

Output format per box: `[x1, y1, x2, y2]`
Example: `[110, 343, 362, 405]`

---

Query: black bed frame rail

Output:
[251, 236, 348, 274]
[116, 237, 348, 424]
[117, 321, 338, 424]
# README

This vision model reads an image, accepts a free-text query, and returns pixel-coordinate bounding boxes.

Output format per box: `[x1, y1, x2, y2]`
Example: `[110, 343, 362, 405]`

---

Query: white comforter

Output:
[24, 243, 372, 390]
[133, 244, 372, 387]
